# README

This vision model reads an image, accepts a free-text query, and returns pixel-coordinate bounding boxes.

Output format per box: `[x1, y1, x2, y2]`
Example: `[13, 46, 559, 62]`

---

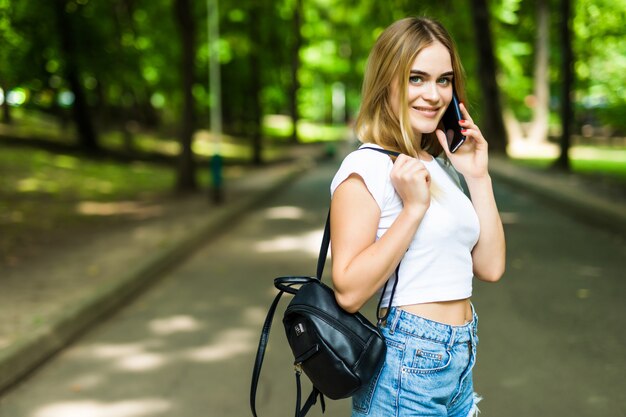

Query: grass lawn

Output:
[0, 145, 160, 262]
[0, 110, 340, 264]
[0, 143, 259, 265]
[510, 145, 626, 184]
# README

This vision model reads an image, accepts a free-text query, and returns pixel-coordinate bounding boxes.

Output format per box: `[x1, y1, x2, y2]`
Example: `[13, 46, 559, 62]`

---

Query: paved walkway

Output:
[0, 142, 624, 416]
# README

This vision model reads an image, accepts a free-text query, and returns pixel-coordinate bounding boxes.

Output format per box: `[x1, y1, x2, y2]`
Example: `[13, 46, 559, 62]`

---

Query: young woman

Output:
[329, 17, 506, 416]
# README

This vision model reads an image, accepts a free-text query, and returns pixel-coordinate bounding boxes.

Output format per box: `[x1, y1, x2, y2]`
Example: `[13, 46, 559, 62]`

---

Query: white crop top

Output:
[330, 144, 480, 306]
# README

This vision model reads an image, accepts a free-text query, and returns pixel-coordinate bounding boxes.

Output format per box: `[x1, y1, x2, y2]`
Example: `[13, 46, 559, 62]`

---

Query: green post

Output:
[210, 153, 223, 204]
[208, 0, 223, 203]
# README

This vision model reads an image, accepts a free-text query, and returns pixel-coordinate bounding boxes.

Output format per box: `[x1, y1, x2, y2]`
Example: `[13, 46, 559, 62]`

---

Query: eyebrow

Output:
[410, 70, 454, 77]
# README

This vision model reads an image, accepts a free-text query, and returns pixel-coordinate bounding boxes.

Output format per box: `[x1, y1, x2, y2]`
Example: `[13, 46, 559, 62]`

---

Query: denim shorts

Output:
[352, 306, 481, 417]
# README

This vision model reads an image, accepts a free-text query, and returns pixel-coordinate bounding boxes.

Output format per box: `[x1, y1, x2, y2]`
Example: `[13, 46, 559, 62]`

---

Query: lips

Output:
[412, 106, 440, 118]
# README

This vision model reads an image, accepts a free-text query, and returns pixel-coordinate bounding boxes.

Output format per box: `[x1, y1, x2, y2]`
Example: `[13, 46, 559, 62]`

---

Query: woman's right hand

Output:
[390, 154, 431, 215]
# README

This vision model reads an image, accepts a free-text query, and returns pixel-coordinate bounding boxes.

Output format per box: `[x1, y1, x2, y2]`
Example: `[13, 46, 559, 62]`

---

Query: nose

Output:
[422, 81, 441, 102]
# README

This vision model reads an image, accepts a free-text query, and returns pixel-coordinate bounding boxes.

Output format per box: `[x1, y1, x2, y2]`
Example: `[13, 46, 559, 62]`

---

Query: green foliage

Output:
[488, 0, 626, 131]
[574, 0, 626, 133]
[1, 0, 624, 145]
[594, 102, 626, 135]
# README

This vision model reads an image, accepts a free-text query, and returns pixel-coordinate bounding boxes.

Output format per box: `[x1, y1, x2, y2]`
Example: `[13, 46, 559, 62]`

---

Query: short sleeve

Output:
[330, 147, 392, 210]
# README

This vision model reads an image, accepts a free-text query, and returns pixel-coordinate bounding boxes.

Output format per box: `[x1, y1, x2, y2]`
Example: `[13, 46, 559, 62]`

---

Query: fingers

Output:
[394, 154, 424, 169]
[457, 101, 477, 138]
[435, 129, 451, 155]
[459, 124, 488, 146]
[392, 154, 430, 182]
[458, 101, 474, 124]
[391, 154, 431, 209]
[456, 104, 487, 146]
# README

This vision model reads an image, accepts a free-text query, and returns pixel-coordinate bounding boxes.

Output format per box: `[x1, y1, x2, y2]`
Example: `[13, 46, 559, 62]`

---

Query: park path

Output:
[0, 157, 624, 417]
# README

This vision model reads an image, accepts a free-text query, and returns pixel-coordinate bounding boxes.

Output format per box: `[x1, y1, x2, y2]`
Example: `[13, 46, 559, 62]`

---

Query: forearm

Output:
[466, 175, 506, 281]
[332, 207, 425, 312]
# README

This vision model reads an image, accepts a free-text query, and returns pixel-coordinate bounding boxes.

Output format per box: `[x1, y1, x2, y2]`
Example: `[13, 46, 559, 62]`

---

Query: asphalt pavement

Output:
[0, 147, 625, 416]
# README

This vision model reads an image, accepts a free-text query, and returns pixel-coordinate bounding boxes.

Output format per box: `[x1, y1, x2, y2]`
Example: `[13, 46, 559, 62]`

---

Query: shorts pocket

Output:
[405, 340, 451, 374]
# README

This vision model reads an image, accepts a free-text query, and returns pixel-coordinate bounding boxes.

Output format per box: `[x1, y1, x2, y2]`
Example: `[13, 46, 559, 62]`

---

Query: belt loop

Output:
[469, 301, 478, 338]
[389, 308, 401, 335]
[471, 302, 478, 328]
[469, 325, 476, 355]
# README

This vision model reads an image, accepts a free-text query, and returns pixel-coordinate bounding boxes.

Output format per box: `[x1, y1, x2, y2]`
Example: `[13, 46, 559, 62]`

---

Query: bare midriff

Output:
[381, 298, 472, 326]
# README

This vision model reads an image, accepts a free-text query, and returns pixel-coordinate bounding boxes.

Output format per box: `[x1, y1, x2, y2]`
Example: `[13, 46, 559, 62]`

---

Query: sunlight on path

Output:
[33, 398, 171, 417]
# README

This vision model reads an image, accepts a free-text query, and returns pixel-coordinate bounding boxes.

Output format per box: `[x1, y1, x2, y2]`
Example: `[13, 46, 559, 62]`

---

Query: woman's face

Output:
[390, 41, 454, 136]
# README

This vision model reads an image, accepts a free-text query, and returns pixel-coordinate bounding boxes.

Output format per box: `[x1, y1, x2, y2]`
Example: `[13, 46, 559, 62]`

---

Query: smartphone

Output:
[440, 92, 466, 153]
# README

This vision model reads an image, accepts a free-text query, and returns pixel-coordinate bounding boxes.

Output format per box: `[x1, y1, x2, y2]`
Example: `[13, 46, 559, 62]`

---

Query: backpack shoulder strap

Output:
[358, 146, 400, 158]
[250, 289, 285, 417]
[359, 146, 464, 192]
[250, 275, 321, 417]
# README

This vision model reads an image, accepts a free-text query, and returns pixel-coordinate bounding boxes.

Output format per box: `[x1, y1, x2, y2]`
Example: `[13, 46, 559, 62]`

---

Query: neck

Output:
[417, 150, 433, 161]
[412, 134, 432, 161]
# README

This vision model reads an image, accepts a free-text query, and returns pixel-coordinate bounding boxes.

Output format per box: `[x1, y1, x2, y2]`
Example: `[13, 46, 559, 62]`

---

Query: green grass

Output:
[0, 145, 173, 261]
[0, 144, 245, 263]
[0, 111, 341, 262]
[511, 145, 626, 183]
[262, 115, 350, 143]
[0, 147, 175, 200]
[0, 109, 349, 264]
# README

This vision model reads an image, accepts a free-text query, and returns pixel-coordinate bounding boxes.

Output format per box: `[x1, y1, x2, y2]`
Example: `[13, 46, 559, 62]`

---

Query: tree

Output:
[528, 0, 550, 143]
[469, 0, 508, 153]
[173, 0, 198, 191]
[554, 0, 573, 171]
[248, 0, 264, 165]
[288, 0, 303, 143]
[53, 0, 99, 151]
[0, 2, 14, 123]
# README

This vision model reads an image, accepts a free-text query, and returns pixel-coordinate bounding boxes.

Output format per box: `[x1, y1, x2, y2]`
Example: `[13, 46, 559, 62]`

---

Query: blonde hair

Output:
[355, 17, 468, 159]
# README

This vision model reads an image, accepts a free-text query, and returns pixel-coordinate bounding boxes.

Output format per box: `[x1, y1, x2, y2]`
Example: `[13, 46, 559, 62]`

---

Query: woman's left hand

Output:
[435, 102, 489, 179]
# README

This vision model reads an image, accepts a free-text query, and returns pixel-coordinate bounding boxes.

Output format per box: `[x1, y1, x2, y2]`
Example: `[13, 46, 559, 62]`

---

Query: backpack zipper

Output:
[286, 305, 366, 347]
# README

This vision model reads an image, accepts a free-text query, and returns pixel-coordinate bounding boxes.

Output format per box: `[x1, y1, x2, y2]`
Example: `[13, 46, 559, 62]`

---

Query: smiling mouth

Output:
[412, 106, 440, 118]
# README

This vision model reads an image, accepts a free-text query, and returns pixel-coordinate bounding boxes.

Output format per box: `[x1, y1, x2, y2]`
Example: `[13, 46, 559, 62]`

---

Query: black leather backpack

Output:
[250, 147, 401, 417]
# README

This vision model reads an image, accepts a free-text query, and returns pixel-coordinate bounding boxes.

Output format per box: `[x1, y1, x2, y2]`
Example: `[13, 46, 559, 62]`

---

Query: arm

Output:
[331, 156, 430, 313]
[465, 175, 506, 282]
[436, 102, 506, 282]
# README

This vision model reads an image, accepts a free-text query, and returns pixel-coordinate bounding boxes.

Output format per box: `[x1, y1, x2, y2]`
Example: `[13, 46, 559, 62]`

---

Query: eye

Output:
[409, 75, 423, 84]
[437, 77, 452, 86]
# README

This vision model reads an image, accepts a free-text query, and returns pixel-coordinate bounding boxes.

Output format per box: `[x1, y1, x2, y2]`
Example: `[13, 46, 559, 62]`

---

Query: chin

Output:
[411, 122, 440, 135]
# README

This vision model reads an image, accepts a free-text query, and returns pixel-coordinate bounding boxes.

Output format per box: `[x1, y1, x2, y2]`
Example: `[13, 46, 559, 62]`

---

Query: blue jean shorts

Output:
[352, 306, 481, 417]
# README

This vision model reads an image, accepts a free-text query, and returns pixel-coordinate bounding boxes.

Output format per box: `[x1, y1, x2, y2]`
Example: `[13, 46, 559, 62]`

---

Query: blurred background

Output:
[1, 0, 623, 281]
[0, 0, 625, 415]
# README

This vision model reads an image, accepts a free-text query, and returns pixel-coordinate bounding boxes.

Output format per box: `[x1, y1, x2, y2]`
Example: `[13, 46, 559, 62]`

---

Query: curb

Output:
[489, 156, 626, 237]
[0, 158, 314, 395]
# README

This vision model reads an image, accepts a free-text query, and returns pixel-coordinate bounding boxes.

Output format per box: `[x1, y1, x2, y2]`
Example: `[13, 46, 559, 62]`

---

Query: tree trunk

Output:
[554, 0, 573, 171]
[174, 0, 197, 192]
[529, 0, 550, 143]
[1, 83, 11, 124]
[289, 0, 303, 143]
[1, 100, 10, 124]
[469, 0, 508, 154]
[249, 1, 263, 165]
[54, 0, 99, 151]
